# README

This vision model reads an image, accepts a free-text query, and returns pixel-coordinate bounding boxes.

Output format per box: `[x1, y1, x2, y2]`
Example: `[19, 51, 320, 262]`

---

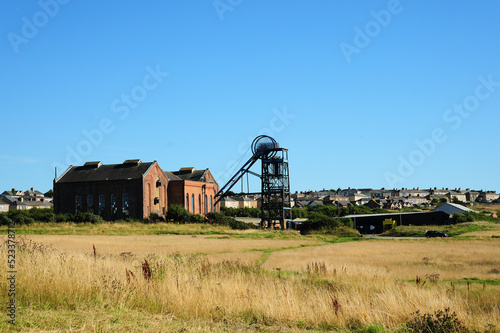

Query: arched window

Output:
[110, 194, 117, 220]
[191, 194, 195, 213]
[186, 193, 189, 211]
[198, 194, 201, 214]
[122, 193, 129, 218]
[99, 194, 105, 216]
[204, 195, 208, 215]
[75, 196, 82, 214]
[147, 184, 152, 212]
[210, 195, 213, 212]
[87, 195, 94, 212]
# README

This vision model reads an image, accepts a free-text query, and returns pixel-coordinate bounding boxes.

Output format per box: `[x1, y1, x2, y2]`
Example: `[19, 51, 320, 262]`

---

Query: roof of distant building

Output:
[170, 168, 208, 182]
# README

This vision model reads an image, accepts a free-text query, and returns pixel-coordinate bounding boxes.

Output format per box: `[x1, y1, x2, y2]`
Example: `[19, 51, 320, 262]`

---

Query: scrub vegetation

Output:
[1, 223, 499, 332]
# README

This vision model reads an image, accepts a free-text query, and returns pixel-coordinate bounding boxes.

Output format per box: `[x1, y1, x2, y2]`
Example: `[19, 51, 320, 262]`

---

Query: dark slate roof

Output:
[171, 169, 207, 182]
[163, 171, 181, 181]
[0, 197, 11, 205]
[56, 161, 155, 183]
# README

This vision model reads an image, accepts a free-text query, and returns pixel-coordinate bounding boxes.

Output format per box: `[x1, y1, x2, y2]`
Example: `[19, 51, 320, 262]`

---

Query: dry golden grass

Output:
[1, 235, 499, 332]
[264, 239, 500, 281]
[460, 230, 500, 238]
[22, 234, 319, 256]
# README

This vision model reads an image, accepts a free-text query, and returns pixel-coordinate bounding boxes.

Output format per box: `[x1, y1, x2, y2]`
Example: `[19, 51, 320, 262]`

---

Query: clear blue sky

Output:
[1, 0, 499, 194]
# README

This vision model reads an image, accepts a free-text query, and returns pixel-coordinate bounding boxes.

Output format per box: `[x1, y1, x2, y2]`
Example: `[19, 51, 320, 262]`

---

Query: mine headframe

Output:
[214, 135, 291, 230]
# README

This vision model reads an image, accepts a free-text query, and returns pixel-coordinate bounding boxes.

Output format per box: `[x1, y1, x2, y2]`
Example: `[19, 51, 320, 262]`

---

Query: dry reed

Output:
[0, 236, 499, 332]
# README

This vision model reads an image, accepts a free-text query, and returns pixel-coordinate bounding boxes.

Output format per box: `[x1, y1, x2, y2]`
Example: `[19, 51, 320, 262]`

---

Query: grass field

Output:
[1, 222, 499, 332]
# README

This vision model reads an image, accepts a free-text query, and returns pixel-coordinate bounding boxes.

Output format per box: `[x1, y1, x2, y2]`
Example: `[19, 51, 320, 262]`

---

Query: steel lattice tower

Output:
[214, 135, 292, 229]
[260, 147, 291, 229]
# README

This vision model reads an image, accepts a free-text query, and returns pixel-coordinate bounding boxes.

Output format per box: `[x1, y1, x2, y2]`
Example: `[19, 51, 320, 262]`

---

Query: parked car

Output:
[425, 230, 448, 238]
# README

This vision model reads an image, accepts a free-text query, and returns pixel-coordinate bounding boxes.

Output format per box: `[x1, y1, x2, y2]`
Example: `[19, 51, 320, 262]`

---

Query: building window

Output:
[111, 194, 117, 220]
[122, 193, 129, 218]
[186, 193, 189, 211]
[199, 194, 201, 214]
[75, 196, 82, 214]
[148, 184, 152, 212]
[87, 195, 94, 212]
[192, 194, 195, 213]
[204, 195, 207, 215]
[210, 195, 213, 212]
[99, 194, 105, 216]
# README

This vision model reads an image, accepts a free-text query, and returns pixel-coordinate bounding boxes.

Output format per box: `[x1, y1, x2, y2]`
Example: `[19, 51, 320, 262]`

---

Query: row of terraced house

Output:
[0, 188, 53, 212]
[293, 187, 500, 209]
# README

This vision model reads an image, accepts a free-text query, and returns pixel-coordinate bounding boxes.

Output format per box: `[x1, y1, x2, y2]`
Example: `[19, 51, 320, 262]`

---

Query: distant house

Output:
[0, 198, 10, 212]
[7, 198, 52, 210]
[447, 191, 467, 203]
[368, 189, 392, 199]
[364, 199, 383, 209]
[466, 190, 480, 203]
[219, 196, 239, 209]
[349, 193, 370, 205]
[432, 203, 476, 216]
[237, 196, 258, 209]
[1, 189, 24, 198]
[294, 196, 316, 208]
[430, 187, 451, 196]
[477, 191, 500, 203]
[339, 188, 360, 197]
[0, 187, 53, 211]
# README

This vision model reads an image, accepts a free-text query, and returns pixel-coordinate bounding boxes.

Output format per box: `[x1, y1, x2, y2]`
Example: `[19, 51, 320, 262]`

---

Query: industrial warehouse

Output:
[53, 159, 219, 220]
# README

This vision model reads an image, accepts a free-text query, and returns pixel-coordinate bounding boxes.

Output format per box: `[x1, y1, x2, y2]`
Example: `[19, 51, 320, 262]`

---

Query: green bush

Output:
[28, 207, 56, 222]
[145, 213, 164, 223]
[6, 210, 35, 225]
[166, 204, 191, 222]
[404, 308, 469, 333]
[55, 214, 67, 222]
[452, 213, 472, 223]
[298, 215, 354, 235]
[452, 211, 498, 223]
[0, 213, 13, 226]
[189, 214, 206, 223]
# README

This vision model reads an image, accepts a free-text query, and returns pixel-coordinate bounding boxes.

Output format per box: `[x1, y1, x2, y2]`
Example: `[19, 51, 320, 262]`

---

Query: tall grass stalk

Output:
[1, 238, 498, 332]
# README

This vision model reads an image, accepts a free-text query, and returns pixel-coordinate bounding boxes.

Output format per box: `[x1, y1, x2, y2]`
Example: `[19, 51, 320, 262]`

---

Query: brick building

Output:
[54, 160, 169, 220]
[54, 161, 219, 220]
[166, 167, 219, 216]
